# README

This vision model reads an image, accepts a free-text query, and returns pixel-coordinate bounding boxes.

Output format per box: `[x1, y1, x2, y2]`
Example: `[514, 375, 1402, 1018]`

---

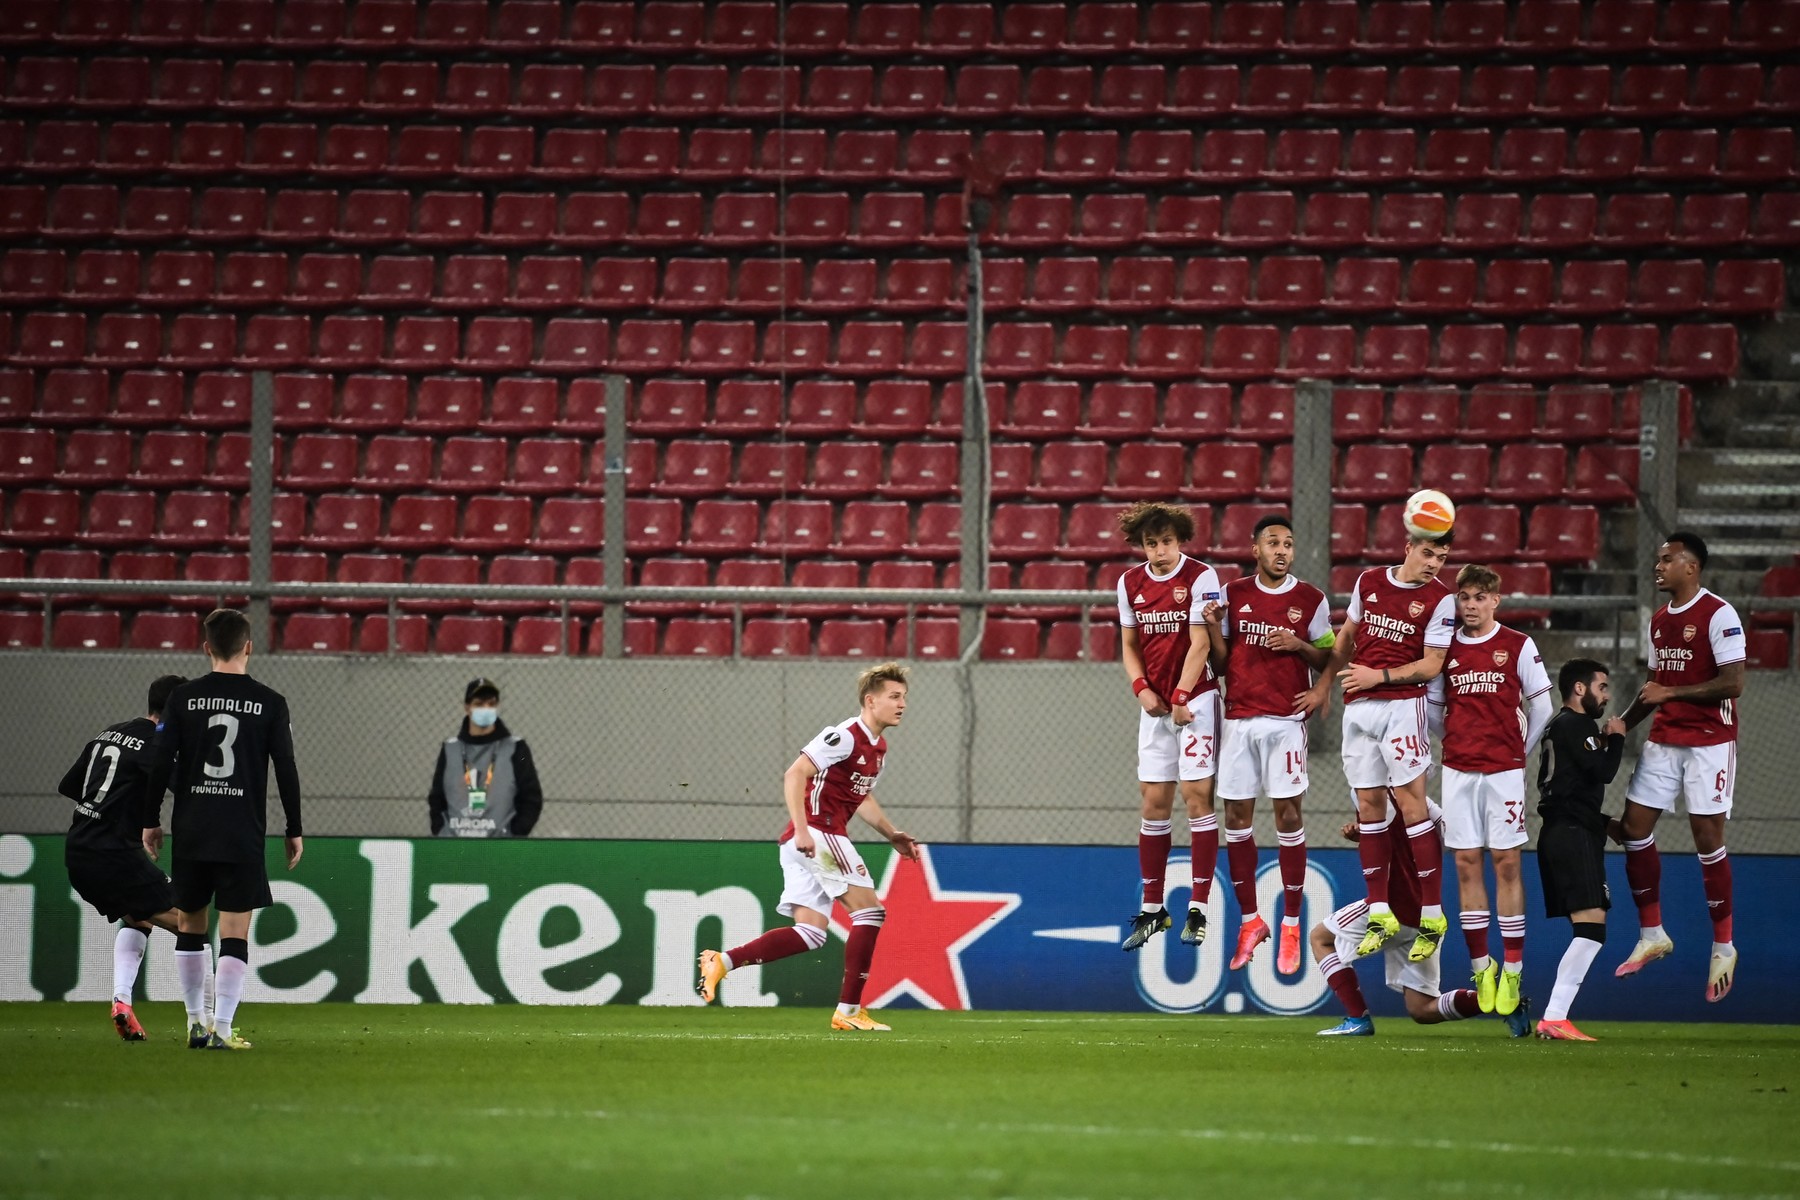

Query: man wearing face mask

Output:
[428, 678, 544, 838]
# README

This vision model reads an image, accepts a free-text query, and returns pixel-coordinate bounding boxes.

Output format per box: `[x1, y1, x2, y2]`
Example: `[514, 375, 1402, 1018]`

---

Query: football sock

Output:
[838, 908, 885, 1007]
[213, 938, 248, 1040]
[1357, 823, 1392, 904]
[174, 933, 208, 1026]
[1698, 847, 1733, 944]
[1225, 826, 1258, 915]
[1189, 814, 1220, 904]
[203, 950, 215, 1023]
[1545, 922, 1605, 1021]
[1277, 828, 1307, 919]
[1138, 819, 1173, 910]
[112, 926, 148, 1005]
[1499, 913, 1527, 970]
[1461, 909, 1491, 962]
[1405, 819, 1444, 907]
[1320, 953, 1368, 1019]
[1437, 989, 1480, 1021]
[1623, 834, 1663, 928]
[726, 924, 827, 968]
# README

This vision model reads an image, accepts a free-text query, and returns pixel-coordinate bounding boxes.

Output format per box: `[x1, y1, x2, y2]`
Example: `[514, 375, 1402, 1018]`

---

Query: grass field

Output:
[4, 1003, 1796, 1200]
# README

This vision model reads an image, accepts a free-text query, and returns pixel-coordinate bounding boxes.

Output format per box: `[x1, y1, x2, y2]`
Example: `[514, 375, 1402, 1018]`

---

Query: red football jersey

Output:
[781, 716, 886, 841]
[1433, 624, 1553, 773]
[1344, 568, 1455, 703]
[1218, 574, 1331, 720]
[1117, 555, 1223, 699]
[1647, 589, 1746, 747]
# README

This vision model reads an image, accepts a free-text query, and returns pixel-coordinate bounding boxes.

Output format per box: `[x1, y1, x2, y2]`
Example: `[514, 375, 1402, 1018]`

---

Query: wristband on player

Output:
[1171, 688, 1192, 706]
[1382, 668, 1392, 685]
[1131, 676, 1151, 696]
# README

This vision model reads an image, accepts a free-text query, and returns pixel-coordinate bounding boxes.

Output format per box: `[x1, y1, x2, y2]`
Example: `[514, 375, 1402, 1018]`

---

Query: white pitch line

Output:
[1031, 926, 1123, 942]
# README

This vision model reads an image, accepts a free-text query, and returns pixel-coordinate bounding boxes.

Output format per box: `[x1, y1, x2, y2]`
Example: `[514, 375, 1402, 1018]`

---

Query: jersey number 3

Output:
[206, 713, 240, 779]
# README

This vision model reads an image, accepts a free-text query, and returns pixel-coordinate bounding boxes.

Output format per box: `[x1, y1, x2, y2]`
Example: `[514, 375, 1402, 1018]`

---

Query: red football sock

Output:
[726, 926, 816, 967]
[1405, 819, 1444, 907]
[1699, 847, 1733, 943]
[1322, 954, 1368, 1018]
[1499, 913, 1526, 967]
[1190, 814, 1220, 904]
[1277, 829, 1307, 919]
[1460, 909, 1491, 961]
[1624, 835, 1663, 928]
[1138, 819, 1173, 907]
[839, 908, 885, 1006]
[1225, 829, 1259, 915]
[1357, 823, 1391, 905]
[1437, 988, 1482, 1020]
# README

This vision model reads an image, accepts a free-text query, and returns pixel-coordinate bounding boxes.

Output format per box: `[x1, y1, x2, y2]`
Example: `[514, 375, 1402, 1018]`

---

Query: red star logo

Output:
[831, 847, 1019, 1011]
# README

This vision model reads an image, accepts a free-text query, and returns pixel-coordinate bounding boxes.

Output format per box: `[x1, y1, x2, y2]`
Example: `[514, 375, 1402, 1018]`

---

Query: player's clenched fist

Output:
[1137, 687, 1170, 717]
[791, 826, 817, 858]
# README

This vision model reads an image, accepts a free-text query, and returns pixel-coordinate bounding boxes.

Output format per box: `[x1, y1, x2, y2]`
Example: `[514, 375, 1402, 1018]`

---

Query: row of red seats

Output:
[0, 488, 1608, 564]
[0, 606, 1129, 662]
[8, 57, 1798, 121]
[5, 248, 1782, 318]
[10, 118, 1797, 184]
[28, 607, 1799, 665]
[0, 424, 1643, 505]
[13, 184, 1799, 249]
[7, 0, 1796, 56]
[0, 370, 1677, 445]
[2, 311, 1743, 381]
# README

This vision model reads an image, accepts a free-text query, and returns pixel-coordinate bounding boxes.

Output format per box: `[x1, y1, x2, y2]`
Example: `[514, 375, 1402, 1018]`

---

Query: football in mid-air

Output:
[1403, 489, 1457, 539]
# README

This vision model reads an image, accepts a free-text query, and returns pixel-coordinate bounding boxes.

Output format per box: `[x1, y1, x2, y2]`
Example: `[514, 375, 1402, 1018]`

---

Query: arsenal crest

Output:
[1408, 600, 1426, 619]
[1287, 606, 1304, 625]
[1173, 586, 1189, 604]
[1493, 649, 1510, 667]
[1683, 624, 1697, 642]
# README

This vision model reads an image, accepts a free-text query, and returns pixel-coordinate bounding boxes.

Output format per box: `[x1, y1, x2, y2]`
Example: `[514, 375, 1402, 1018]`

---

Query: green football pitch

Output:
[4, 1004, 1796, 1200]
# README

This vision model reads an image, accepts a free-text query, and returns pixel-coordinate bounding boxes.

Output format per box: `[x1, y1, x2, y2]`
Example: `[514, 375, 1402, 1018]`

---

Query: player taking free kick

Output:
[1615, 533, 1747, 1002]
[1198, 513, 1333, 975]
[698, 663, 921, 1031]
[1301, 529, 1456, 962]
[1112, 502, 1224, 954]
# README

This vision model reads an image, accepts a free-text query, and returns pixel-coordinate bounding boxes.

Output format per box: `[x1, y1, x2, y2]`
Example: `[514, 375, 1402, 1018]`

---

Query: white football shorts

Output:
[1217, 715, 1309, 801]
[1340, 696, 1432, 790]
[776, 827, 874, 918]
[1626, 740, 1735, 817]
[1138, 691, 1221, 783]
[1326, 900, 1440, 998]
[1441, 766, 1529, 851]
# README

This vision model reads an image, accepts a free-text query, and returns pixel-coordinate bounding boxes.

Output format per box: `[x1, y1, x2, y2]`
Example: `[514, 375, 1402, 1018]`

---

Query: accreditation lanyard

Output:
[459, 744, 495, 812]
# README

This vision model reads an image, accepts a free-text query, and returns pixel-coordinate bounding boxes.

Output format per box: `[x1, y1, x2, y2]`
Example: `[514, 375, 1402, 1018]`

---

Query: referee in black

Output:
[60, 673, 188, 1041]
[1532, 657, 1626, 1041]
[143, 608, 302, 1052]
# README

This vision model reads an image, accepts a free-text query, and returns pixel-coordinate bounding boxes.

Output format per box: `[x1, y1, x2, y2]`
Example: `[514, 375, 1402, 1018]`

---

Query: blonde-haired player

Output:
[698, 663, 921, 1030]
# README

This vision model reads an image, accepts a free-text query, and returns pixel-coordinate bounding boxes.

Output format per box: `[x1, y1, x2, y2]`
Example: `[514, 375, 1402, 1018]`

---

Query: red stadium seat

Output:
[1337, 443, 1415, 502]
[1462, 384, 1538, 441]
[658, 618, 735, 657]
[1181, 442, 1261, 503]
[400, 554, 482, 613]
[1447, 193, 1522, 251]
[1523, 506, 1599, 564]
[755, 499, 835, 557]
[1027, 441, 1106, 501]
[1446, 504, 1523, 560]
[1489, 443, 1568, 503]
[1663, 324, 1739, 381]
[375, 494, 458, 552]
[1475, 259, 1554, 317]
[529, 497, 606, 554]
[990, 504, 1061, 561]
[354, 613, 430, 654]
[1567, 444, 1639, 504]
[1508, 325, 1585, 381]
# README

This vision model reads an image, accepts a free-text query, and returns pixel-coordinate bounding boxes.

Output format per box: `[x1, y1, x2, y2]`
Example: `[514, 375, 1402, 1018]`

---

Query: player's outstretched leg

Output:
[699, 924, 828, 1004]
[1617, 830, 1674, 977]
[1311, 922, 1374, 1036]
[109, 923, 150, 1041]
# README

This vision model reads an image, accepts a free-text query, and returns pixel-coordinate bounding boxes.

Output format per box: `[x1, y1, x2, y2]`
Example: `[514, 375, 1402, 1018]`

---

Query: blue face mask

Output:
[469, 706, 498, 729]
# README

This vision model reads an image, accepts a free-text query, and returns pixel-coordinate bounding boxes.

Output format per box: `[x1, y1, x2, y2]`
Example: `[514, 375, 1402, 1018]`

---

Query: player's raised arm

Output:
[856, 794, 920, 860]
[783, 753, 820, 857]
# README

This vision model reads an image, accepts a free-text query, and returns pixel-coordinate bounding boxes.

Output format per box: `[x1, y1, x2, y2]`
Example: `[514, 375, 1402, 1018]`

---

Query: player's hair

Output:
[202, 607, 251, 660]
[147, 674, 186, 717]
[857, 661, 910, 701]
[1117, 501, 1196, 548]
[1455, 564, 1502, 593]
[1558, 658, 1609, 700]
[1407, 529, 1454, 548]
[1664, 529, 1709, 570]
[1251, 513, 1293, 541]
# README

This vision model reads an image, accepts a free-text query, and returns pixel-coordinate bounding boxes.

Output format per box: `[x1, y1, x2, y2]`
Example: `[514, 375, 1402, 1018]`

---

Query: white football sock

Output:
[1544, 937, 1602, 1022]
[835, 1002, 859, 1016]
[112, 926, 148, 1004]
[176, 949, 208, 1026]
[213, 955, 247, 1039]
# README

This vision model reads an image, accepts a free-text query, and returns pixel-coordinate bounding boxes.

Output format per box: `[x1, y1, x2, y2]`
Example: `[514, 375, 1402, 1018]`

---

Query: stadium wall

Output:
[0, 833, 1790, 1023]
[4, 654, 1799, 853]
